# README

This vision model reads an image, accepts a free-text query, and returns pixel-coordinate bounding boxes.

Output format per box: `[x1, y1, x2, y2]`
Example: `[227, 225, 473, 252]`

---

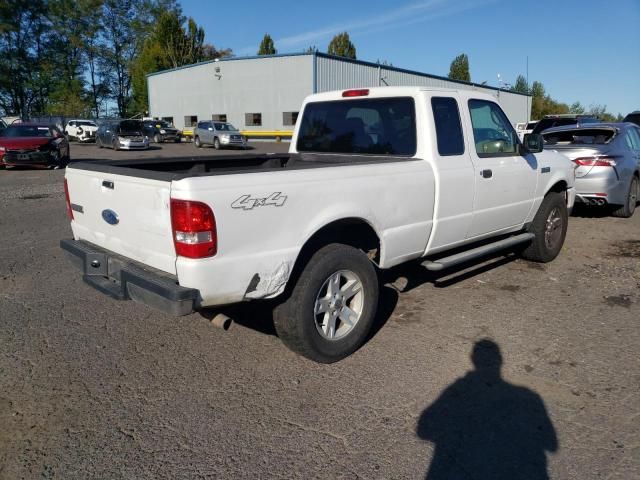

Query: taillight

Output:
[342, 89, 369, 97]
[573, 156, 616, 167]
[170, 199, 217, 258]
[64, 178, 73, 220]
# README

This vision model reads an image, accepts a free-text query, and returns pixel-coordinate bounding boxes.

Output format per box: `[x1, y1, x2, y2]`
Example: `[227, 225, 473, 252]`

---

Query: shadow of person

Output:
[417, 340, 558, 480]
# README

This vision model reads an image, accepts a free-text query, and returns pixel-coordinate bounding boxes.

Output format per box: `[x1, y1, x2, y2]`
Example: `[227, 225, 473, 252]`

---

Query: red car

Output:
[0, 123, 70, 169]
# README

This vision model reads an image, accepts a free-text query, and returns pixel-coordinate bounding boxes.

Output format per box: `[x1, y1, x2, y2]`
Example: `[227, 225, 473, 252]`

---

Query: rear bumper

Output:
[60, 238, 199, 316]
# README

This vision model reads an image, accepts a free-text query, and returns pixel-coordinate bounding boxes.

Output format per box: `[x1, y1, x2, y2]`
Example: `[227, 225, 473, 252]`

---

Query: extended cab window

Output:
[431, 97, 464, 156]
[297, 97, 416, 156]
[468, 99, 518, 157]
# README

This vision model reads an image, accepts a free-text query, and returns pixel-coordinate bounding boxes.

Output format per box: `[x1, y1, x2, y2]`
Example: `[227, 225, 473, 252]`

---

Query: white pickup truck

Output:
[61, 87, 575, 363]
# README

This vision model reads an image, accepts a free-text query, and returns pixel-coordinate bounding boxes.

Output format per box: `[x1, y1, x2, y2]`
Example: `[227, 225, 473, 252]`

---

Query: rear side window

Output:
[297, 97, 416, 156]
[431, 97, 464, 156]
[468, 99, 518, 156]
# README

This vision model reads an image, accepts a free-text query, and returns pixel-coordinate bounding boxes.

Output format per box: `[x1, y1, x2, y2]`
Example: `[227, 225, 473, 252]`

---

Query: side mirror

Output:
[522, 133, 544, 154]
[208, 127, 213, 131]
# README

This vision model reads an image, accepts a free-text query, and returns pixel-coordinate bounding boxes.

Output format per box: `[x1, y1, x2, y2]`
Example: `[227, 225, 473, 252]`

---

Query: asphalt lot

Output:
[1, 141, 639, 479]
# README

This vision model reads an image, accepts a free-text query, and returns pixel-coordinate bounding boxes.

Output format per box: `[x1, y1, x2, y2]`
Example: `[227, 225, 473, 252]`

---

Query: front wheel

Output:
[611, 176, 638, 218]
[153, 133, 162, 143]
[521, 192, 568, 263]
[194, 136, 201, 148]
[273, 243, 379, 363]
[213, 137, 221, 150]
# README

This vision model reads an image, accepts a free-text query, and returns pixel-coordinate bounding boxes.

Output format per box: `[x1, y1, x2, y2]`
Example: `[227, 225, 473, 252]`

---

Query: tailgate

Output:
[65, 167, 177, 274]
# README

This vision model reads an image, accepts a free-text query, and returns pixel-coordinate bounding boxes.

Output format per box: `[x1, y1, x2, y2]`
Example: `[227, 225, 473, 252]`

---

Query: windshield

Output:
[0, 125, 52, 137]
[149, 121, 172, 128]
[297, 97, 417, 156]
[76, 121, 97, 127]
[213, 122, 237, 131]
[543, 128, 616, 145]
[118, 120, 143, 134]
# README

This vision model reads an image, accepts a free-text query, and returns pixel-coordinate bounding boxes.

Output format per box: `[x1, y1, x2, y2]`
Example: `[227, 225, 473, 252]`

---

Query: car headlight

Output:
[160, 129, 166, 134]
[118, 137, 127, 142]
[221, 134, 230, 139]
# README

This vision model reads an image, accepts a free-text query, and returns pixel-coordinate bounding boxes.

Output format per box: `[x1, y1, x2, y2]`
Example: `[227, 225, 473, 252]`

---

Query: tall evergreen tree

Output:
[448, 54, 470, 82]
[257, 33, 276, 55]
[511, 75, 529, 94]
[328, 32, 356, 59]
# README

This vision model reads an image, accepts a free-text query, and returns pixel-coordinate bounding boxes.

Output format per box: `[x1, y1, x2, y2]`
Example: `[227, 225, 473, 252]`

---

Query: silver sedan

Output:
[543, 123, 640, 217]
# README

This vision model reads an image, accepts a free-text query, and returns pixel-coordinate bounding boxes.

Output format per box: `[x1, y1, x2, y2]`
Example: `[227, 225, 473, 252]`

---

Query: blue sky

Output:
[180, 0, 640, 117]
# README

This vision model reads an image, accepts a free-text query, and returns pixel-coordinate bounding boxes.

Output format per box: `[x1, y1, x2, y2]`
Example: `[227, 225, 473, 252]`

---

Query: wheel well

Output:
[547, 181, 567, 195]
[285, 218, 381, 296]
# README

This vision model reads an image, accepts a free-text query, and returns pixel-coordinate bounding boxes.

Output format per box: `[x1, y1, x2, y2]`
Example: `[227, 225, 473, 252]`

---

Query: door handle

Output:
[480, 169, 493, 178]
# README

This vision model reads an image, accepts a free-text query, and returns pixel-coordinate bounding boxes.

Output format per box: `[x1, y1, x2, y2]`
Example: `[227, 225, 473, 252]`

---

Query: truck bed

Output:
[69, 153, 415, 181]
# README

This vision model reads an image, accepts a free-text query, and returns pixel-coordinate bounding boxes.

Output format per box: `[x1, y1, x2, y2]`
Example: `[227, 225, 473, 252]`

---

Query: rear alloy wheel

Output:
[273, 243, 379, 363]
[521, 192, 568, 263]
[612, 176, 638, 218]
[213, 137, 221, 150]
[194, 136, 201, 148]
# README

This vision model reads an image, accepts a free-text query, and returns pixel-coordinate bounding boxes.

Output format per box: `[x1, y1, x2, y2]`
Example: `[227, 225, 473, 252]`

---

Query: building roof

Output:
[147, 52, 531, 97]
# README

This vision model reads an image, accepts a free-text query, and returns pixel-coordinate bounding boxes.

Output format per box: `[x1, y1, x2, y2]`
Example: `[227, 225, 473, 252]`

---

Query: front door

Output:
[463, 99, 537, 238]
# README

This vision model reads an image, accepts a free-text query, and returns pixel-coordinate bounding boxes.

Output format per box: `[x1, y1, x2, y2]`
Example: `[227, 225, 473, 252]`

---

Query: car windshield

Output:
[213, 122, 237, 131]
[543, 128, 616, 145]
[76, 121, 97, 127]
[297, 97, 417, 156]
[118, 121, 142, 134]
[526, 122, 538, 130]
[149, 121, 172, 128]
[0, 125, 52, 137]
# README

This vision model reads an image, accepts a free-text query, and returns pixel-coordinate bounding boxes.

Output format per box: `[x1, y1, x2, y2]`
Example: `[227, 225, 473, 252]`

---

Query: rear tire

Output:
[273, 243, 379, 363]
[611, 176, 638, 218]
[521, 192, 568, 263]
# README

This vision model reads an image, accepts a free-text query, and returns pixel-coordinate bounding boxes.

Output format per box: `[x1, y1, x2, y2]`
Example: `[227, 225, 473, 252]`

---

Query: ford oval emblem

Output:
[101, 209, 119, 225]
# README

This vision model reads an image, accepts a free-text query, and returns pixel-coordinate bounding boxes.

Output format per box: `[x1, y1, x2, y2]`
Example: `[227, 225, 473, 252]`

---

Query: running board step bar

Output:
[422, 233, 535, 271]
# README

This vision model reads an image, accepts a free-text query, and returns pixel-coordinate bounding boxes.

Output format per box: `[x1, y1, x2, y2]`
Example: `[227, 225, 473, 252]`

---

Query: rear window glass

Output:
[542, 128, 615, 145]
[297, 97, 416, 156]
[431, 97, 464, 156]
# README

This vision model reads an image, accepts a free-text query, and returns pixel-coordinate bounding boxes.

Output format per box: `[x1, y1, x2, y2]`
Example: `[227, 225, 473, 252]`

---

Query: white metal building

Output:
[147, 52, 531, 133]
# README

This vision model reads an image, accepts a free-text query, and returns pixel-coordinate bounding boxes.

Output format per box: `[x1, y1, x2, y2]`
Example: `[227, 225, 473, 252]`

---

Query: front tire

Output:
[153, 133, 162, 143]
[611, 176, 638, 218]
[194, 136, 201, 148]
[521, 192, 568, 263]
[213, 137, 221, 150]
[273, 244, 379, 363]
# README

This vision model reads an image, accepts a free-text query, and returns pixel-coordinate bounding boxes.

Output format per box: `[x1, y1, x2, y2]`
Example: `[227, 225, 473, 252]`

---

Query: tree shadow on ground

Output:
[417, 339, 558, 480]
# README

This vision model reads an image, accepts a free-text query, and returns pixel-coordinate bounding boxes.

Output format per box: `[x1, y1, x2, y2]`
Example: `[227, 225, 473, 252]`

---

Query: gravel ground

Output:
[1, 143, 638, 479]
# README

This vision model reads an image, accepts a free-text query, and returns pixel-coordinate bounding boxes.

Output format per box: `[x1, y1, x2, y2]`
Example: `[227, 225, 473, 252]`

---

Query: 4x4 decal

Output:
[231, 192, 287, 210]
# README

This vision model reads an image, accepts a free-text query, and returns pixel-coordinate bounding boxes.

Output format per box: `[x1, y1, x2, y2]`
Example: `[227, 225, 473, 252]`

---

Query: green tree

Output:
[0, 0, 52, 117]
[569, 101, 585, 114]
[257, 33, 276, 55]
[448, 53, 470, 82]
[328, 32, 356, 59]
[511, 75, 529, 94]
